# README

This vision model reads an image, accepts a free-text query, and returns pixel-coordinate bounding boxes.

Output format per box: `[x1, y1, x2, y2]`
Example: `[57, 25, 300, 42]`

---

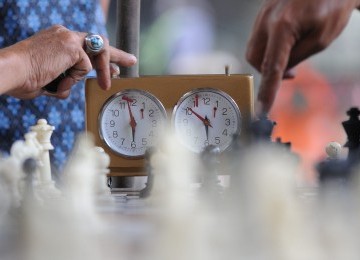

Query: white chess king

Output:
[31, 119, 61, 198]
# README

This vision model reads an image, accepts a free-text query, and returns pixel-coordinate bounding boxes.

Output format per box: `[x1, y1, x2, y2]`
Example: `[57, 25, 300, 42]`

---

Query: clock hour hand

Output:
[205, 116, 210, 140]
[122, 96, 137, 142]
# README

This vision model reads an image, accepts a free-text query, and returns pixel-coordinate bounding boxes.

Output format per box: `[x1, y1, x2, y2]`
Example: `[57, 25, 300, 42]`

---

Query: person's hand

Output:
[5, 25, 137, 99]
[246, 0, 360, 114]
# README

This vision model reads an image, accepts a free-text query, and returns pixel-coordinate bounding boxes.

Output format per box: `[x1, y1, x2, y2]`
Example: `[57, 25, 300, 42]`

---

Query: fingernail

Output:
[283, 69, 296, 79]
[129, 54, 137, 64]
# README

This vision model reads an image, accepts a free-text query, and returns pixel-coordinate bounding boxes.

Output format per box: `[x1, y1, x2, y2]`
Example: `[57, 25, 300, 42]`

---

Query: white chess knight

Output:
[30, 119, 61, 198]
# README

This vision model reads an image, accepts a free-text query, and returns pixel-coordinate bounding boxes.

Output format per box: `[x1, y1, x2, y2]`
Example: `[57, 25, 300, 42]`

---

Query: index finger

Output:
[93, 37, 111, 90]
[258, 25, 296, 114]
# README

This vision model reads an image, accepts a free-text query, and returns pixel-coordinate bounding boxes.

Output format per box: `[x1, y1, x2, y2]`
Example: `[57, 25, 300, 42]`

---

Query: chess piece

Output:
[200, 145, 223, 198]
[0, 156, 24, 208]
[250, 113, 276, 143]
[93, 147, 111, 196]
[140, 147, 156, 198]
[22, 158, 38, 199]
[275, 137, 292, 150]
[30, 119, 61, 198]
[342, 107, 360, 165]
[316, 142, 350, 185]
[61, 134, 102, 225]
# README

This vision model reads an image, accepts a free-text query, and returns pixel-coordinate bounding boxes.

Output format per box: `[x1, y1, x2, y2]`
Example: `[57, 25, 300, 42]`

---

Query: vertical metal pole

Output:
[114, 0, 141, 189]
[116, 0, 140, 77]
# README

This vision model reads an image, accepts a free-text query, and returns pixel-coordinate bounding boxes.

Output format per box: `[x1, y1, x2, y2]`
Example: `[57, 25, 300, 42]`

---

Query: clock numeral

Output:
[185, 108, 193, 115]
[202, 97, 210, 105]
[152, 120, 157, 127]
[149, 131, 154, 137]
[113, 131, 118, 138]
[110, 109, 120, 117]
[131, 99, 137, 106]
[110, 120, 115, 127]
[222, 129, 228, 136]
[215, 137, 220, 144]
[119, 103, 126, 110]
[142, 138, 148, 146]
[186, 129, 191, 136]
[222, 108, 228, 115]
[149, 109, 155, 117]
[225, 118, 230, 126]
[121, 138, 125, 145]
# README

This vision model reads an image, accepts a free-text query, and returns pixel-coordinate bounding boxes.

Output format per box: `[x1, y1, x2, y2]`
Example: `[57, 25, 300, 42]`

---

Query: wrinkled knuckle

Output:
[62, 31, 78, 45]
[272, 13, 293, 33]
[261, 60, 282, 76]
[84, 63, 92, 73]
[51, 24, 67, 33]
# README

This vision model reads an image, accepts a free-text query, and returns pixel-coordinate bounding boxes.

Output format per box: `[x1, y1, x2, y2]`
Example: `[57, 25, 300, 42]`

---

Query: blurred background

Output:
[106, 0, 360, 182]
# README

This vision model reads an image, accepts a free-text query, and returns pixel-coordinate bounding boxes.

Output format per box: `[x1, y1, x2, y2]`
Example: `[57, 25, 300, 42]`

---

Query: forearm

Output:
[0, 47, 26, 95]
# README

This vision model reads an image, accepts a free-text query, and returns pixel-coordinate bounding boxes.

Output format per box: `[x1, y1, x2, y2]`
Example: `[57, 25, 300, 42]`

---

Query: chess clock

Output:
[172, 88, 241, 153]
[85, 74, 254, 177]
[98, 89, 167, 158]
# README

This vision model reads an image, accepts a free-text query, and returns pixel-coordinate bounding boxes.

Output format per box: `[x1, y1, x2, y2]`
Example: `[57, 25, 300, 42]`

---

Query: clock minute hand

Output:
[188, 107, 213, 128]
[122, 96, 137, 142]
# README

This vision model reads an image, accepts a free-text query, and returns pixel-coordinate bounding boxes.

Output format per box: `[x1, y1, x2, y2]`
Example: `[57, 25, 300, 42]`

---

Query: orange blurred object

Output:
[270, 63, 345, 183]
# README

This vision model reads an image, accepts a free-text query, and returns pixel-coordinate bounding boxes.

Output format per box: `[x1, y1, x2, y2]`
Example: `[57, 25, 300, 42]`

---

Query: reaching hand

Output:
[246, 0, 360, 113]
[3, 25, 137, 99]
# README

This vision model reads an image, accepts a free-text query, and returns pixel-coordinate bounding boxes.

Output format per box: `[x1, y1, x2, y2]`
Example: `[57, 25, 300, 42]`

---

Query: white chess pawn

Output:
[30, 119, 60, 198]
[0, 157, 24, 208]
[94, 147, 111, 195]
[325, 141, 342, 160]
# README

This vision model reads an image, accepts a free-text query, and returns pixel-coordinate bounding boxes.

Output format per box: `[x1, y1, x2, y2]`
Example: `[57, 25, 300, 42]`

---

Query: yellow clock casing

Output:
[85, 74, 254, 177]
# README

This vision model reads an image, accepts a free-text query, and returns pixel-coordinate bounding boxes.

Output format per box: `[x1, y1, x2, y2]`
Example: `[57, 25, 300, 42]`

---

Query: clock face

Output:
[172, 88, 241, 153]
[98, 89, 167, 158]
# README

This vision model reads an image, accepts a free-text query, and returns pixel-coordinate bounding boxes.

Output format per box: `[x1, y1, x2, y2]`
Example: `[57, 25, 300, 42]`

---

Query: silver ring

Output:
[84, 33, 104, 55]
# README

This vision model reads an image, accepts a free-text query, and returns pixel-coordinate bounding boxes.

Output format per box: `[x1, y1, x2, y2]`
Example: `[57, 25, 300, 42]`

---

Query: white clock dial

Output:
[172, 88, 241, 153]
[98, 89, 166, 158]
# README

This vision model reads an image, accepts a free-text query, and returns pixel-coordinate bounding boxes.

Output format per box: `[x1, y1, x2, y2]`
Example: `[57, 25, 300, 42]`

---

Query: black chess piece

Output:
[342, 107, 360, 165]
[275, 137, 291, 150]
[250, 113, 276, 143]
[316, 142, 350, 187]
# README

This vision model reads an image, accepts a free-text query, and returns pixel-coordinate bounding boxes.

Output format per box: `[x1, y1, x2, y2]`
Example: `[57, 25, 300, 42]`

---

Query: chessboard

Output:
[0, 107, 360, 259]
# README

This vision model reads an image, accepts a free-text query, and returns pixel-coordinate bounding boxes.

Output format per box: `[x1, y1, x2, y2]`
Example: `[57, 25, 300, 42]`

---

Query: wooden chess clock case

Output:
[85, 74, 254, 177]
